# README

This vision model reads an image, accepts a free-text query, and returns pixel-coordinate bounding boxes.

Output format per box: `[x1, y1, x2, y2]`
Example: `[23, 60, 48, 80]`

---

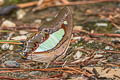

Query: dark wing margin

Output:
[38, 7, 73, 32]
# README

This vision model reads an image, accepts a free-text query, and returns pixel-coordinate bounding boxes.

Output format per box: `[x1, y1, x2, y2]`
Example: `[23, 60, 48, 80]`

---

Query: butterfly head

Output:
[39, 27, 54, 34]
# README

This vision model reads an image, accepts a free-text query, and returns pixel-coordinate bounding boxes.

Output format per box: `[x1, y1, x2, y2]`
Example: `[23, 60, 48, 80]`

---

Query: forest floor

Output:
[0, 0, 120, 80]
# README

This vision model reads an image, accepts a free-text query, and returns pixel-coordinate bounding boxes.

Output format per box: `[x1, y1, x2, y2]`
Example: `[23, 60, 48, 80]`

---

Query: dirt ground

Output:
[0, 0, 120, 80]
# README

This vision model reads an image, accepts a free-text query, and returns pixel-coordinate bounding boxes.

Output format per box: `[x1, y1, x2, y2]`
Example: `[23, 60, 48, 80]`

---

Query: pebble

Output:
[114, 30, 120, 34]
[72, 36, 82, 41]
[34, 19, 42, 24]
[19, 74, 28, 78]
[105, 46, 114, 50]
[73, 51, 83, 59]
[46, 18, 52, 21]
[19, 30, 28, 35]
[94, 54, 103, 59]
[30, 71, 41, 75]
[0, 0, 4, 6]
[1, 20, 16, 28]
[73, 26, 83, 31]
[9, 45, 14, 50]
[1, 43, 9, 50]
[11, 35, 27, 40]
[96, 23, 108, 27]
[4, 61, 20, 68]
[95, 50, 104, 54]
[112, 39, 120, 44]
[87, 40, 94, 44]
[16, 9, 26, 20]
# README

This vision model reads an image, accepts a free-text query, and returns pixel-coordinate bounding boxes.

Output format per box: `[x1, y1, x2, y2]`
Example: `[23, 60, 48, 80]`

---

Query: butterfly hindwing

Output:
[34, 28, 65, 52]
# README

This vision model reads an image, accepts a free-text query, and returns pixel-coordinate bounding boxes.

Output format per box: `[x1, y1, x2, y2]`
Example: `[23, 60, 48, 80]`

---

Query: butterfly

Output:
[20, 7, 73, 67]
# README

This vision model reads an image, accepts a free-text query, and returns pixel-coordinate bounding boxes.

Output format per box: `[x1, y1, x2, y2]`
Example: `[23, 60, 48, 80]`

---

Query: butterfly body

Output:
[20, 7, 73, 65]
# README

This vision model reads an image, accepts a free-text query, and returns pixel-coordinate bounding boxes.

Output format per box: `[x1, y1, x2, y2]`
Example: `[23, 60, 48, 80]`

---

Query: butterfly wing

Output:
[21, 7, 73, 64]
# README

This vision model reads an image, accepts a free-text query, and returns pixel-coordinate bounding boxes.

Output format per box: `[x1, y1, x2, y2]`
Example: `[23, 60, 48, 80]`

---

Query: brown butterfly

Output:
[20, 7, 73, 67]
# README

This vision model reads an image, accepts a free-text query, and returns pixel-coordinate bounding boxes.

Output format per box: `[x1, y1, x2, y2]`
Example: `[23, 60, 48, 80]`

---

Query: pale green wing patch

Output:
[34, 29, 65, 52]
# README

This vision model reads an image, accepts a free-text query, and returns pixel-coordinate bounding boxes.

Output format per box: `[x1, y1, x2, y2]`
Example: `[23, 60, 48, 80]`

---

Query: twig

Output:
[89, 33, 120, 37]
[0, 40, 22, 44]
[64, 66, 93, 77]
[0, 76, 22, 80]
[36, 0, 120, 10]
[103, 62, 120, 67]
[112, 22, 120, 30]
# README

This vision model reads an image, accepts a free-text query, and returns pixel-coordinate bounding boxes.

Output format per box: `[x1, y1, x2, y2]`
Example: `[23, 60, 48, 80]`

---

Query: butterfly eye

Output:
[43, 29, 49, 33]
[44, 29, 48, 32]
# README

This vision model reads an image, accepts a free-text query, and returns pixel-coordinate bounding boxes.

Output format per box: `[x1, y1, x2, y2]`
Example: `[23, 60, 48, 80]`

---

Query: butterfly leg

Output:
[45, 54, 59, 68]
[45, 61, 51, 69]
